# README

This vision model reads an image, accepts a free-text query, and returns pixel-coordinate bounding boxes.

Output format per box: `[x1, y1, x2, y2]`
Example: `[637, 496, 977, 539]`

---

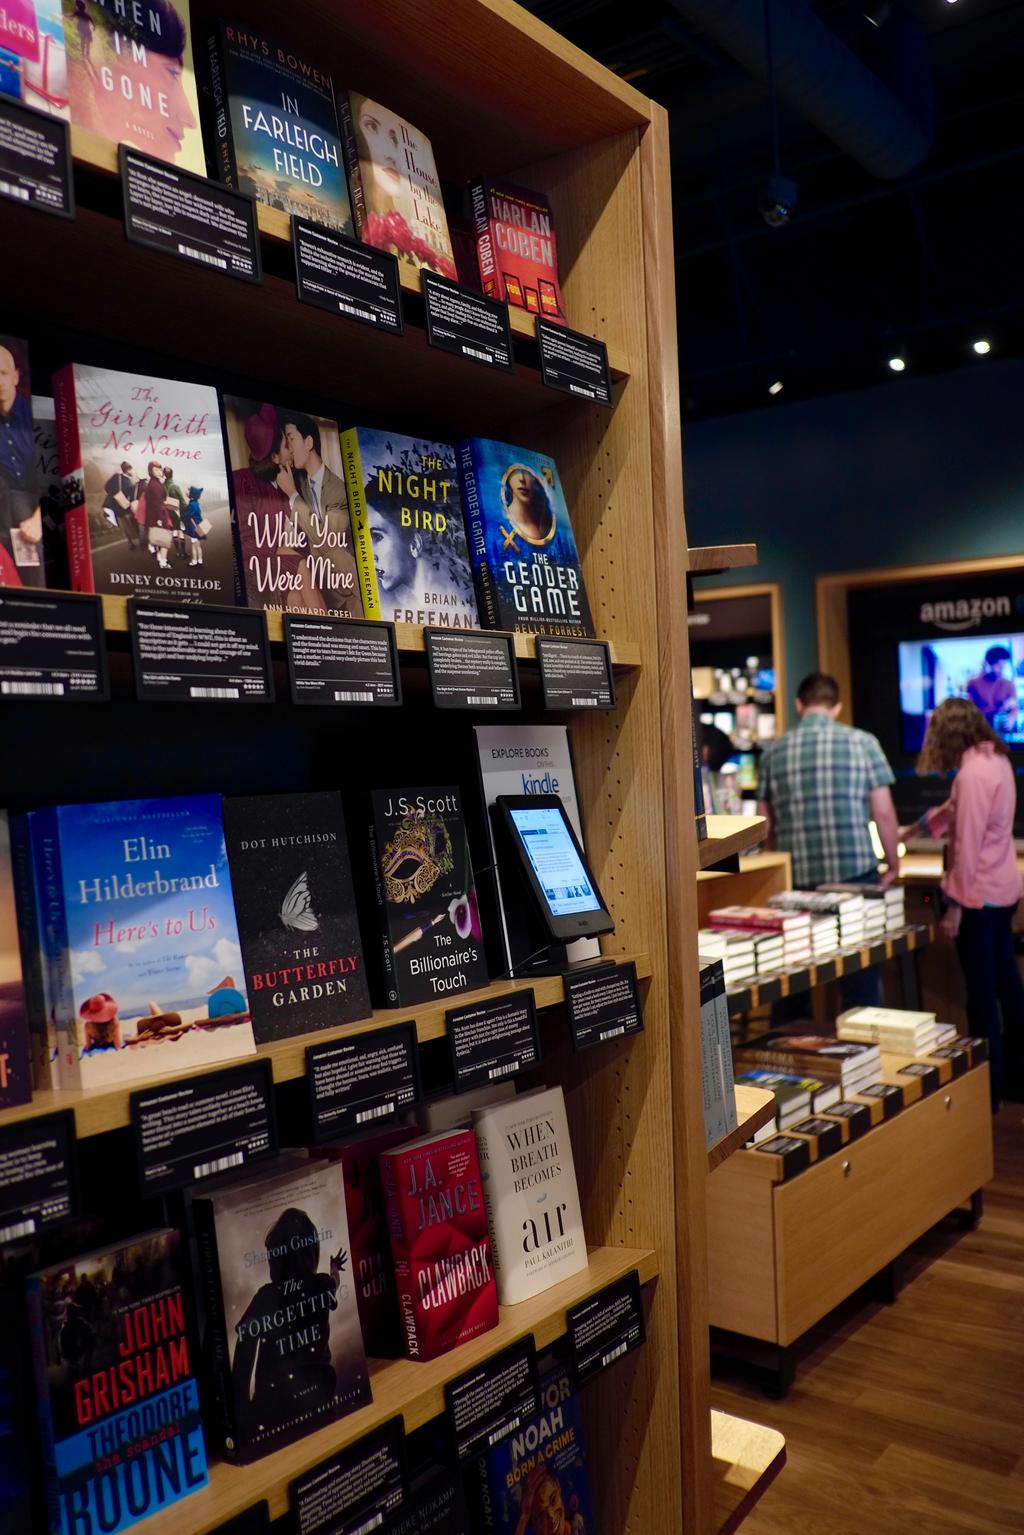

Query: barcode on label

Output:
[334, 690, 374, 703]
[569, 383, 595, 398]
[355, 1102, 394, 1124]
[0, 1217, 36, 1243]
[601, 1342, 628, 1367]
[339, 300, 375, 322]
[178, 243, 227, 269]
[194, 1151, 243, 1179]
[0, 180, 30, 201]
[1, 679, 65, 695]
[488, 1416, 519, 1445]
[600, 1025, 626, 1040]
[190, 685, 239, 698]
[350, 1516, 383, 1535]
[488, 1060, 519, 1080]
[571, 696, 602, 707]
[468, 695, 499, 706]
[462, 345, 494, 363]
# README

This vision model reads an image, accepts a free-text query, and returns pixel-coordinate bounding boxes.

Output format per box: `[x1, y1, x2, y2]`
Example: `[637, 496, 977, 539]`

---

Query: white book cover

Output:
[473, 1085, 587, 1304]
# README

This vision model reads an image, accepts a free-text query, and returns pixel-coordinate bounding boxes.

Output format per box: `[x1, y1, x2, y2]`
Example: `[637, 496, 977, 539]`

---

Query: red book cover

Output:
[379, 1128, 498, 1363]
[469, 177, 566, 324]
[708, 905, 809, 934]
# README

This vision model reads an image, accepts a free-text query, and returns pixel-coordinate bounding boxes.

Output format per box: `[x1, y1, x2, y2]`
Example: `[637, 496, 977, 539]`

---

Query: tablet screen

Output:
[507, 804, 602, 917]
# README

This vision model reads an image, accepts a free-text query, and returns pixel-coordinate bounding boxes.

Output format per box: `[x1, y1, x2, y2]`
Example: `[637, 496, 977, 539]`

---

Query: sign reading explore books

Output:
[536, 637, 615, 711]
[292, 217, 403, 334]
[130, 1060, 277, 1198]
[568, 1269, 645, 1386]
[0, 1110, 79, 1246]
[422, 272, 515, 372]
[445, 1336, 541, 1462]
[289, 1419, 406, 1535]
[284, 614, 401, 707]
[447, 989, 541, 1093]
[424, 628, 520, 711]
[305, 1022, 420, 1142]
[536, 317, 613, 406]
[564, 961, 644, 1052]
[0, 95, 73, 218]
[128, 600, 273, 703]
[0, 589, 108, 701]
[119, 146, 261, 284]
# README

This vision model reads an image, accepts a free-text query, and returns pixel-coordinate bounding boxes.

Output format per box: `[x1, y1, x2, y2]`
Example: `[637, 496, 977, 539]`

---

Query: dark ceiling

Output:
[519, 0, 1024, 418]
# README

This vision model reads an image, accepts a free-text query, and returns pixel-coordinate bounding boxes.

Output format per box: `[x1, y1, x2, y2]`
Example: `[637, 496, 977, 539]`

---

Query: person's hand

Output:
[276, 463, 297, 499]
[897, 824, 917, 844]
[18, 507, 42, 544]
[879, 868, 899, 888]
[940, 905, 962, 940]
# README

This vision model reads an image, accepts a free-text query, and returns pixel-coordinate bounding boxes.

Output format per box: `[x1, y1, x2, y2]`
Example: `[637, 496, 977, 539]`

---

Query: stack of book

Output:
[734, 1069, 812, 1131]
[734, 1062, 842, 1116]
[739, 1031, 883, 1096]
[709, 906, 811, 968]
[750, 930, 786, 974]
[698, 928, 757, 986]
[811, 914, 839, 957]
[821, 881, 906, 932]
[837, 1006, 955, 1056]
[768, 890, 866, 949]
[700, 959, 738, 1148]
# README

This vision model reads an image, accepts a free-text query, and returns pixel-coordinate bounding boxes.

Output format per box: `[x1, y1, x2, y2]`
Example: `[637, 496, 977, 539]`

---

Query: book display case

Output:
[0, 2, 784, 1531]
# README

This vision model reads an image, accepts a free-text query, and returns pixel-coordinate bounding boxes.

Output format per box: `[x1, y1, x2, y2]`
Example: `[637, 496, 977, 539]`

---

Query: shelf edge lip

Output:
[698, 817, 769, 869]
[687, 544, 760, 575]
[707, 1088, 776, 1174]
[711, 1407, 787, 1535]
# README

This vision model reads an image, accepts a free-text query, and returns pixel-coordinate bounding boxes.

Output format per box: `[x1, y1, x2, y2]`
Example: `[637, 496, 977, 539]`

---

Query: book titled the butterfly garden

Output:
[222, 792, 371, 1042]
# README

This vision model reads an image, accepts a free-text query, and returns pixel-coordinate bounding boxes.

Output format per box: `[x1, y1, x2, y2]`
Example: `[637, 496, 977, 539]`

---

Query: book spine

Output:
[379, 1153, 421, 1361]
[340, 431, 381, 619]
[469, 178, 500, 300]
[9, 812, 55, 1090]
[337, 92, 366, 234]
[368, 819, 398, 1006]
[690, 686, 707, 841]
[206, 26, 237, 188]
[191, 1200, 240, 1460]
[52, 365, 94, 594]
[25, 1278, 61, 1534]
[32, 808, 68, 1089]
[457, 441, 499, 629]
[470, 1115, 508, 1295]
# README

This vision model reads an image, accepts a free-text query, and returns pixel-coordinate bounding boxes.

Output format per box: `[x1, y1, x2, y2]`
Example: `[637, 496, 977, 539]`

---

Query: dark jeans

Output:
[770, 868, 883, 1029]
[955, 902, 1024, 1111]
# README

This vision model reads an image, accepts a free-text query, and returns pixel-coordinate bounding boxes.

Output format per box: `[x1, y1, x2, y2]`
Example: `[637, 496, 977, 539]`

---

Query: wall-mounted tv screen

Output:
[898, 634, 1024, 753]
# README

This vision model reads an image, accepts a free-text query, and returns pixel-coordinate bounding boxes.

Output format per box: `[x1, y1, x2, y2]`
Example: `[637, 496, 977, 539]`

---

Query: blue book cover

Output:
[457, 439, 594, 638]
[474, 1360, 598, 1534]
[40, 795, 255, 1089]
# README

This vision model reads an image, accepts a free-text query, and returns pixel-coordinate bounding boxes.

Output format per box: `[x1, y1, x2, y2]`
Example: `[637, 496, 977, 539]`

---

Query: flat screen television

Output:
[898, 634, 1024, 753]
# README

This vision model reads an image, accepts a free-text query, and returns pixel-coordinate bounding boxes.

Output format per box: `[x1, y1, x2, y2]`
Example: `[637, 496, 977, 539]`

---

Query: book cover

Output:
[0, 0, 68, 117]
[0, 812, 31, 1108]
[33, 394, 70, 589]
[699, 959, 729, 1148]
[26, 1228, 208, 1534]
[708, 906, 809, 934]
[205, 22, 352, 232]
[379, 1127, 498, 1362]
[1, 334, 45, 589]
[10, 810, 60, 1089]
[54, 364, 234, 604]
[469, 177, 565, 323]
[192, 1157, 370, 1461]
[222, 396, 360, 616]
[338, 92, 456, 279]
[473, 1086, 587, 1305]
[37, 794, 256, 1089]
[341, 429, 478, 628]
[457, 438, 594, 638]
[61, 0, 204, 171]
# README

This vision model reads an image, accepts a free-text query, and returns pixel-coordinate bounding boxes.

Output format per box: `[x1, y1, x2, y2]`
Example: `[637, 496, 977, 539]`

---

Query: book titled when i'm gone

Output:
[469, 178, 565, 323]
[192, 1156, 370, 1461]
[223, 792, 370, 1043]
[458, 439, 594, 638]
[26, 1229, 208, 1535]
[379, 1127, 498, 1362]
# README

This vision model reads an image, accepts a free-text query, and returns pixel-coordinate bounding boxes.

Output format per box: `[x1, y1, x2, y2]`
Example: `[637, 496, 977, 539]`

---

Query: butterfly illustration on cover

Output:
[279, 871, 319, 931]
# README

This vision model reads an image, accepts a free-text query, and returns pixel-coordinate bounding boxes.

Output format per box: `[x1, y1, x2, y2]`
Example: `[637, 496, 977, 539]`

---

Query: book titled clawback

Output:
[469, 178, 565, 323]
[26, 1228, 208, 1535]
[379, 1127, 498, 1362]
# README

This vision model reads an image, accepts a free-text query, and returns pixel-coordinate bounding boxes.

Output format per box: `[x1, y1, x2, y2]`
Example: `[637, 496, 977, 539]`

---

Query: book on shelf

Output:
[31, 794, 256, 1089]
[54, 364, 234, 603]
[0, 0, 68, 118]
[734, 1070, 811, 1128]
[192, 1155, 370, 1461]
[364, 786, 488, 1009]
[0, 333, 46, 589]
[700, 959, 736, 1147]
[709, 905, 810, 935]
[0, 811, 31, 1108]
[457, 439, 595, 639]
[9, 812, 59, 1090]
[222, 791, 371, 1043]
[222, 396, 361, 617]
[379, 1126, 498, 1362]
[468, 177, 565, 323]
[731, 1051, 841, 1114]
[32, 393, 70, 590]
[204, 23, 353, 233]
[420, 1082, 516, 1134]
[837, 1005, 939, 1053]
[690, 687, 707, 841]
[338, 92, 456, 279]
[740, 1031, 881, 1091]
[473, 1085, 587, 1304]
[341, 429, 479, 629]
[26, 1228, 208, 1532]
[61, 0, 205, 172]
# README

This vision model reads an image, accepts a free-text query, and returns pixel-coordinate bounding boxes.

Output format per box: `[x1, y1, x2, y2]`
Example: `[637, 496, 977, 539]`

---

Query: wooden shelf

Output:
[699, 816, 769, 869]
[688, 544, 759, 575]
[708, 1087, 776, 1174]
[697, 851, 791, 886]
[133, 1244, 658, 1533]
[0, 953, 652, 1140]
[724, 925, 933, 1015]
[711, 1408, 786, 1534]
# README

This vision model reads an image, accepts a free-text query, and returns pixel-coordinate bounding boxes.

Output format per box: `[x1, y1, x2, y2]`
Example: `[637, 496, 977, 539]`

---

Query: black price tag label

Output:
[814, 957, 838, 984]
[293, 218, 403, 334]
[383, 1467, 468, 1535]
[536, 318, 612, 406]
[445, 1336, 540, 1463]
[284, 614, 401, 707]
[120, 146, 261, 283]
[0, 1110, 78, 1245]
[129, 599, 273, 702]
[858, 1081, 902, 1117]
[785, 967, 810, 996]
[899, 1061, 939, 1094]
[306, 1023, 419, 1143]
[931, 1045, 968, 1077]
[822, 1100, 871, 1139]
[424, 628, 519, 711]
[422, 272, 514, 372]
[565, 961, 643, 1052]
[838, 948, 866, 974]
[0, 96, 72, 218]
[290, 1419, 406, 1535]
[211, 1505, 270, 1535]
[868, 941, 888, 967]
[130, 1059, 277, 1198]
[536, 637, 614, 711]
[447, 989, 540, 1093]
[0, 588, 108, 701]
[568, 1269, 645, 1386]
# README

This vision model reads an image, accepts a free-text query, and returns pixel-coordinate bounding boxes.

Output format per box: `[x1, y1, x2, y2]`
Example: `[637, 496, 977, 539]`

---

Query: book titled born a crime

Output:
[222, 792, 370, 1044]
[469, 178, 565, 323]
[26, 1229, 208, 1535]
[457, 439, 594, 638]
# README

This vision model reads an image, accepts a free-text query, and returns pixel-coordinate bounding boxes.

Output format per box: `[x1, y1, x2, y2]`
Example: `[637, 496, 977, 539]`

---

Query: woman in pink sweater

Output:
[913, 697, 1024, 1110]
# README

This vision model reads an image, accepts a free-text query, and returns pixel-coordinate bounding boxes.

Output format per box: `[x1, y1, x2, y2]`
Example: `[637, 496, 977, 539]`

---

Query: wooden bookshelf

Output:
[708, 1086, 777, 1174]
[700, 816, 770, 869]
[688, 544, 759, 575]
[724, 925, 934, 1016]
[711, 1409, 787, 1534]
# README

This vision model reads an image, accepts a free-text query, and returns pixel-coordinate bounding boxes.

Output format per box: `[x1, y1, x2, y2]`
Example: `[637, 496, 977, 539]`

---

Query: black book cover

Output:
[223, 793, 371, 1043]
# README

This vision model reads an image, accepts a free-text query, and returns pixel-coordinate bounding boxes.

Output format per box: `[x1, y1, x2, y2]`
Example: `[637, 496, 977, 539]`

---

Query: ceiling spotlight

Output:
[768, 380, 783, 395]
[973, 339, 991, 355]
[888, 356, 907, 373]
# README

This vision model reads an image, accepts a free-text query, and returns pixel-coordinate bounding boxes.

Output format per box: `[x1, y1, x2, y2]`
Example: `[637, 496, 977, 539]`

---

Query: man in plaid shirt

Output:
[758, 671, 900, 1016]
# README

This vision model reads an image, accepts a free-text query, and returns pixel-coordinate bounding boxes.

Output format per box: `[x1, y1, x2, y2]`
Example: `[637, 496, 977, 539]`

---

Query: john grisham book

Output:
[192, 1156, 370, 1462]
[366, 787, 488, 1008]
[457, 440, 594, 638]
[222, 791, 371, 1044]
[32, 794, 256, 1089]
[26, 1229, 208, 1535]
[205, 23, 353, 232]
[341, 429, 479, 628]
[54, 363, 233, 603]
[222, 396, 360, 617]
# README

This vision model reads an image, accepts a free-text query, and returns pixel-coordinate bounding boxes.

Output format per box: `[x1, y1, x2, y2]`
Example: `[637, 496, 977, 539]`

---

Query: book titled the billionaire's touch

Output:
[458, 439, 594, 638]
[54, 364, 233, 603]
[379, 1127, 498, 1362]
[341, 429, 478, 628]
[192, 1157, 371, 1461]
[0, 811, 31, 1108]
[26, 1229, 208, 1535]
[469, 177, 565, 322]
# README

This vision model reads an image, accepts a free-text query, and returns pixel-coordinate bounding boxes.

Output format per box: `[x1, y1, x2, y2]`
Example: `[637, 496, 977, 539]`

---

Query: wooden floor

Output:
[711, 1105, 1024, 1534]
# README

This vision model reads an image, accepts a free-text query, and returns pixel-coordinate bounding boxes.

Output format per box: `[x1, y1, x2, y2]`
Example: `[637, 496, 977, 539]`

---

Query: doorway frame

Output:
[693, 580, 787, 732]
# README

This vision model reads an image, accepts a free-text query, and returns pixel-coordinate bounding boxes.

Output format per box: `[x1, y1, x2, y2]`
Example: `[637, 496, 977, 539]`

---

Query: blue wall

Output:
[683, 355, 1024, 707]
